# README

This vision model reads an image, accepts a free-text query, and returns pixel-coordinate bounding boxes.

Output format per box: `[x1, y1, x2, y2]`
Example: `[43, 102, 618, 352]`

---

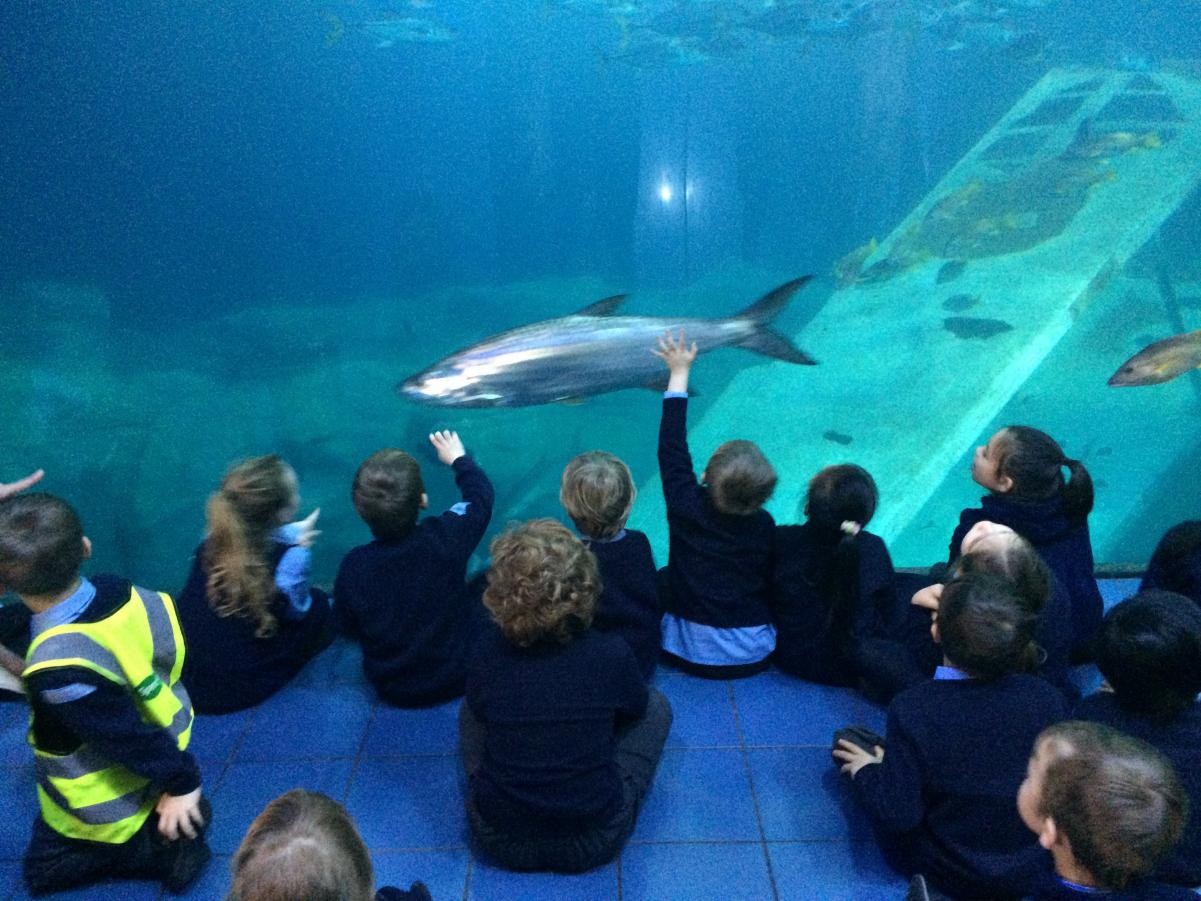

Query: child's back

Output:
[336, 432, 493, 706]
[1141, 520, 1201, 607]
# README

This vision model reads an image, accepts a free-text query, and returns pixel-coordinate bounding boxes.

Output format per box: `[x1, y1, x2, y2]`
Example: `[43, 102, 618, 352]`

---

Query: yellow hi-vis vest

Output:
[23, 585, 194, 844]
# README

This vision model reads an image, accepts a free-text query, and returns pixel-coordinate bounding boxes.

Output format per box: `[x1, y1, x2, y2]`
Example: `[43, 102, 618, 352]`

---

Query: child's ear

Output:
[996, 473, 1014, 493]
[1038, 815, 1060, 852]
[420, 493, 429, 510]
[81, 536, 93, 561]
[930, 617, 941, 645]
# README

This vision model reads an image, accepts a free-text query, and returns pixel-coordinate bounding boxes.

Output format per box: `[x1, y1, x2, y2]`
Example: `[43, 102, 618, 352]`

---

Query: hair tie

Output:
[840, 520, 862, 537]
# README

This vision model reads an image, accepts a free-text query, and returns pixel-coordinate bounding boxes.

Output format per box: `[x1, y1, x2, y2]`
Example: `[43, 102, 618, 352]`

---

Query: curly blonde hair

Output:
[559, 451, 635, 540]
[483, 519, 599, 647]
[204, 455, 295, 639]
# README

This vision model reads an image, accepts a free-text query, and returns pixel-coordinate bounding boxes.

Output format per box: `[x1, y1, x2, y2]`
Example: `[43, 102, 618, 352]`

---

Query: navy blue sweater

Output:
[1141, 521, 1201, 607]
[659, 396, 774, 628]
[466, 627, 647, 835]
[336, 456, 494, 706]
[1073, 692, 1201, 887]
[26, 575, 200, 798]
[770, 523, 898, 685]
[584, 529, 661, 681]
[852, 673, 1067, 898]
[178, 542, 332, 714]
[1028, 872, 1199, 900]
[950, 495, 1103, 658]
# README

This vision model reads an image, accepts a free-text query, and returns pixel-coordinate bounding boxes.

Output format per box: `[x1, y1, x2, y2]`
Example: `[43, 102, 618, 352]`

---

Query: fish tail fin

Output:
[737, 328, 817, 365]
[732, 275, 813, 325]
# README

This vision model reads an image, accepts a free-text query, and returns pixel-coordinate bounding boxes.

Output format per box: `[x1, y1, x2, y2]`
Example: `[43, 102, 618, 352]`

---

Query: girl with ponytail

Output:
[177, 455, 334, 713]
[952, 426, 1103, 661]
[771, 464, 899, 686]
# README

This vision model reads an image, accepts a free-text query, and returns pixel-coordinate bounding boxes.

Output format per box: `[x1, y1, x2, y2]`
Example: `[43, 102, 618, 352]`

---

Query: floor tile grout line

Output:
[344, 700, 382, 803]
[729, 681, 782, 901]
[462, 853, 473, 901]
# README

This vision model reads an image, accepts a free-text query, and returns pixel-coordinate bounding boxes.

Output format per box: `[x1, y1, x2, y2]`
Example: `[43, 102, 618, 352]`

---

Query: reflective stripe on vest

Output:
[24, 585, 194, 843]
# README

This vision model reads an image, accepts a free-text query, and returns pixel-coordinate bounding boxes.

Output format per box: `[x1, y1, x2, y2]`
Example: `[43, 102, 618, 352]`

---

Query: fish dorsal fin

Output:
[575, 294, 628, 317]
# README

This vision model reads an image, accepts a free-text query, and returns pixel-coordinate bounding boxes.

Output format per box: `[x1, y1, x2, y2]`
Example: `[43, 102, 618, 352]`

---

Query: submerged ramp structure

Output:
[631, 68, 1201, 559]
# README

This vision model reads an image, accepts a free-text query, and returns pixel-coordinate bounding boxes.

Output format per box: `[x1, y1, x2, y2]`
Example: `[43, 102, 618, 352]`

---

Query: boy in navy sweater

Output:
[833, 572, 1067, 899]
[1073, 590, 1201, 887]
[335, 430, 494, 706]
[0, 493, 210, 897]
[1017, 721, 1194, 900]
[654, 330, 777, 678]
[560, 451, 660, 680]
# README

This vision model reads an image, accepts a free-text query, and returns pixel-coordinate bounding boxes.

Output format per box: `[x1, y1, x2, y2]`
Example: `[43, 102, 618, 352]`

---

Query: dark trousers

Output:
[459, 688, 672, 873]
[23, 800, 211, 897]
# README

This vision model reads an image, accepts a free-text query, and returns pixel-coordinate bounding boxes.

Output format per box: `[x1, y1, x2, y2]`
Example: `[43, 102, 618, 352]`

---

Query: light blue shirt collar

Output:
[30, 577, 96, 639]
[934, 665, 971, 681]
[585, 529, 627, 544]
[1057, 876, 1103, 893]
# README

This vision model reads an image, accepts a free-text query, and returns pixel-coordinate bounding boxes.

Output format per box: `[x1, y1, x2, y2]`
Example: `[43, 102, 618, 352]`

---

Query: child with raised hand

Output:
[460, 519, 671, 873]
[1073, 590, 1201, 886]
[336, 429, 494, 706]
[560, 450, 660, 680]
[229, 789, 431, 901]
[653, 330, 777, 678]
[833, 571, 1067, 899]
[1018, 721, 1194, 900]
[0, 493, 210, 897]
[771, 464, 899, 688]
[952, 425, 1102, 661]
[176, 454, 333, 714]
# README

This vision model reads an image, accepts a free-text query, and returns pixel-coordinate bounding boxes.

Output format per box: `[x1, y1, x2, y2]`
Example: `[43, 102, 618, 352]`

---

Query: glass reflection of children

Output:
[654, 330, 777, 678]
[0, 468, 45, 693]
[176, 455, 333, 713]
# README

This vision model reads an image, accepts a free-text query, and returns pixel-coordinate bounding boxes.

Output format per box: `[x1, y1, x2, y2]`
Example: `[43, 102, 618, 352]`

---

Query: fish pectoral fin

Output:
[575, 294, 628, 317]
[738, 328, 818, 365]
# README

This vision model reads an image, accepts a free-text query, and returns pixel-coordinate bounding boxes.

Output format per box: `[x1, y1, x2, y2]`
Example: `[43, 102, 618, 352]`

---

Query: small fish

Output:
[943, 317, 1014, 340]
[360, 15, 456, 47]
[936, 259, 966, 284]
[1063, 121, 1162, 160]
[822, 430, 853, 445]
[1108, 330, 1201, 386]
[832, 238, 877, 288]
[941, 294, 980, 312]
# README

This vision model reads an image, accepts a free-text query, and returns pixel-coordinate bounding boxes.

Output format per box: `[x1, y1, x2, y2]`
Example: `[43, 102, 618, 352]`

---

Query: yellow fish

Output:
[1109, 330, 1201, 386]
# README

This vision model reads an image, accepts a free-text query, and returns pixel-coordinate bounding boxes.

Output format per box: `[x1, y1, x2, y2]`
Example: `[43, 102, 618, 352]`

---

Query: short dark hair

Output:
[1097, 590, 1201, 721]
[938, 572, 1037, 680]
[804, 464, 877, 532]
[952, 530, 1051, 617]
[704, 440, 776, 516]
[0, 493, 85, 596]
[1038, 721, 1188, 890]
[352, 449, 424, 540]
[994, 425, 1093, 522]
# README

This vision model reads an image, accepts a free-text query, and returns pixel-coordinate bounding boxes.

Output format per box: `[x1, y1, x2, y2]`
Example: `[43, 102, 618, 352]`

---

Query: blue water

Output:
[3, 0, 1201, 588]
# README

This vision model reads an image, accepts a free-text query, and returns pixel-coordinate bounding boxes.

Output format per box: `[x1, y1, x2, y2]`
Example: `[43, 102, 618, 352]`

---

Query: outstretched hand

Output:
[0, 469, 44, 502]
[294, 508, 321, 548]
[652, 330, 698, 394]
[430, 430, 466, 466]
[832, 738, 884, 777]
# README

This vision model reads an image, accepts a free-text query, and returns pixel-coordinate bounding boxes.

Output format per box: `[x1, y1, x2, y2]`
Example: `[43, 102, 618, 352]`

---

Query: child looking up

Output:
[833, 572, 1067, 899]
[951, 425, 1102, 660]
[0, 493, 210, 897]
[1018, 721, 1193, 900]
[771, 464, 898, 688]
[560, 451, 660, 680]
[1074, 590, 1201, 886]
[461, 519, 671, 873]
[336, 430, 494, 706]
[654, 330, 777, 678]
[176, 455, 332, 713]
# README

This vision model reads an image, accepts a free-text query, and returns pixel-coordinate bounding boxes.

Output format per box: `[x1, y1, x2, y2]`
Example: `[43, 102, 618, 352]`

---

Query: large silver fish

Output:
[1109, 330, 1201, 387]
[399, 276, 816, 407]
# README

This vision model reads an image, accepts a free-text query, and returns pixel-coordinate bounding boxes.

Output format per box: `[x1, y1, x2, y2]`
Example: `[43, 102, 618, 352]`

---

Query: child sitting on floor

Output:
[653, 330, 777, 678]
[0, 493, 210, 897]
[460, 519, 672, 873]
[176, 454, 332, 713]
[1017, 721, 1193, 900]
[833, 571, 1067, 899]
[951, 425, 1102, 661]
[1073, 590, 1201, 886]
[560, 450, 661, 680]
[771, 464, 898, 688]
[1141, 521, 1201, 607]
[335, 430, 494, 706]
[229, 789, 431, 900]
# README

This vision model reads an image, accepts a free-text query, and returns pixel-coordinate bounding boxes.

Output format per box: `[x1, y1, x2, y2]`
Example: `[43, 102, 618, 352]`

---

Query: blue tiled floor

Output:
[0, 579, 1149, 900]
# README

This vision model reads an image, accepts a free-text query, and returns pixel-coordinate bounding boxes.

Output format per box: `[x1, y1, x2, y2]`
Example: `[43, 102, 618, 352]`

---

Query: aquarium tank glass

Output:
[3, 0, 1201, 589]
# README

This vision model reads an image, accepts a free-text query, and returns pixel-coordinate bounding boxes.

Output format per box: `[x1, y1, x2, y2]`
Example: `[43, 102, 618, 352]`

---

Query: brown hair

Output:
[1037, 721, 1188, 890]
[352, 449, 424, 541]
[483, 519, 599, 647]
[703, 440, 776, 515]
[204, 455, 294, 638]
[938, 572, 1038, 680]
[560, 451, 635, 540]
[0, 493, 85, 596]
[228, 789, 374, 901]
